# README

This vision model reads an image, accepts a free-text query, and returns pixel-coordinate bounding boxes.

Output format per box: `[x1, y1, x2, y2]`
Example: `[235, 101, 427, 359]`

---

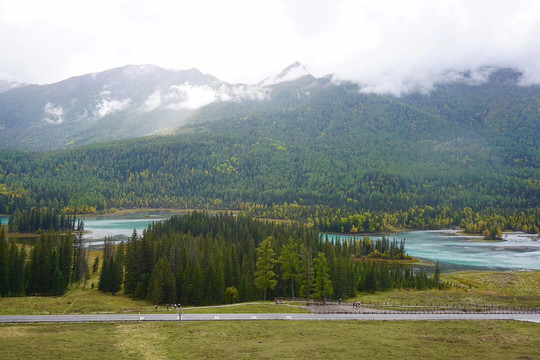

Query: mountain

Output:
[0, 79, 28, 93]
[0, 65, 268, 150]
[259, 61, 313, 86]
[0, 67, 538, 217]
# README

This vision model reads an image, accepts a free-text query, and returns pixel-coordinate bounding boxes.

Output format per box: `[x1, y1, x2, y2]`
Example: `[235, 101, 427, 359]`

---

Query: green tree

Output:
[49, 250, 66, 296]
[58, 231, 73, 289]
[98, 237, 123, 295]
[0, 229, 8, 296]
[92, 256, 100, 274]
[279, 238, 301, 298]
[147, 257, 177, 304]
[123, 230, 139, 295]
[7, 240, 25, 296]
[254, 237, 277, 301]
[299, 241, 312, 300]
[224, 286, 239, 304]
[312, 252, 333, 301]
[72, 232, 89, 287]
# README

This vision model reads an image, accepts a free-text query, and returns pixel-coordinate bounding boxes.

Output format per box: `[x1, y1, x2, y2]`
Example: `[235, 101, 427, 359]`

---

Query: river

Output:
[6, 212, 540, 272]
[324, 230, 540, 272]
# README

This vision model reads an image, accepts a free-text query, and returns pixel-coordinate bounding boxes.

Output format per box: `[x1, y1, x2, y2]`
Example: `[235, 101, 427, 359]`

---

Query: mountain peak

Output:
[278, 61, 305, 75]
[0, 79, 28, 93]
[260, 61, 312, 86]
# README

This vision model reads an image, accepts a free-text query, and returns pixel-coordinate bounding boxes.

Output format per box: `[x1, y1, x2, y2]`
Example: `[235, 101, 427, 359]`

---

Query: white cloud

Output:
[94, 98, 132, 118]
[165, 84, 217, 110]
[2, 0, 540, 95]
[165, 83, 269, 110]
[143, 90, 162, 112]
[217, 84, 269, 102]
[309, 0, 540, 95]
[99, 89, 111, 97]
[43, 102, 64, 124]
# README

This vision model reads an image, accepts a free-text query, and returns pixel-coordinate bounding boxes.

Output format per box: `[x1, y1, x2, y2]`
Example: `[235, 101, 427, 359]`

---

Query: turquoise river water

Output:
[6, 212, 540, 272]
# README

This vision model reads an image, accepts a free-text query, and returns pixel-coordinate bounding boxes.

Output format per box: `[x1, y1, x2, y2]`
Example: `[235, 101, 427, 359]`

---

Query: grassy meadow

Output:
[1, 320, 538, 360]
[1, 270, 539, 315]
[353, 270, 540, 309]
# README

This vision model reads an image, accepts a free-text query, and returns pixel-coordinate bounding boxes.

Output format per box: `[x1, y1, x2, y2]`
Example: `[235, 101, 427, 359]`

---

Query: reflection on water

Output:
[324, 230, 540, 272]
[83, 217, 168, 243]
[76, 212, 540, 272]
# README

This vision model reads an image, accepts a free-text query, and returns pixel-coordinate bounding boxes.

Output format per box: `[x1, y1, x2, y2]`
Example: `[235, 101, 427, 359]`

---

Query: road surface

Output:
[1, 313, 539, 323]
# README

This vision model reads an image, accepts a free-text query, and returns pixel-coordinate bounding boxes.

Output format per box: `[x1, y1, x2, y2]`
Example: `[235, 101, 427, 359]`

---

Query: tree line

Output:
[0, 213, 446, 301]
[0, 229, 90, 297]
[244, 203, 540, 238]
[8, 207, 84, 233]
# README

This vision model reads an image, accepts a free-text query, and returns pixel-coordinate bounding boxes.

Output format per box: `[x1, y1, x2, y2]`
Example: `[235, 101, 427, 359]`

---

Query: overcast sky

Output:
[2, 0, 540, 94]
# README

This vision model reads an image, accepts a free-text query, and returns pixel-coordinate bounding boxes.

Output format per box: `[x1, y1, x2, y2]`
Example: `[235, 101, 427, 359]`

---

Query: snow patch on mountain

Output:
[0, 79, 28, 93]
[260, 62, 311, 86]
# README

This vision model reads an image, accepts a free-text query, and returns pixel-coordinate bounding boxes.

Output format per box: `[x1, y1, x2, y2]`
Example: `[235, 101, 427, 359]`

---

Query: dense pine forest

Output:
[0, 69, 538, 238]
[100, 212, 446, 304]
[0, 213, 446, 302]
[0, 229, 90, 297]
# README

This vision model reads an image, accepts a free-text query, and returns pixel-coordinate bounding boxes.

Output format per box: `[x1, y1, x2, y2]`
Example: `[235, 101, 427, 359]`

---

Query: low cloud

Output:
[143, 90, 162, 112]
[6, 0, 540, 98]
[94, 98, 132, 118]
[285, 0, 540, 96]
[43, 102, 64, 124]
[165, 83, 217, 110]
[164, 82, 269, 110]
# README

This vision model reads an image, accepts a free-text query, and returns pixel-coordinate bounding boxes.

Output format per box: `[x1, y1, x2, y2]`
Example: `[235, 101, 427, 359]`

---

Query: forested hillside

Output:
[0, 69, 538, 235]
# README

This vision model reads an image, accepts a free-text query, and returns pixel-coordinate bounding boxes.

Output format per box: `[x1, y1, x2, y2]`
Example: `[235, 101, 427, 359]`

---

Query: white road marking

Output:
[251, 316, 257, 319]
[214, 316, 220, 319]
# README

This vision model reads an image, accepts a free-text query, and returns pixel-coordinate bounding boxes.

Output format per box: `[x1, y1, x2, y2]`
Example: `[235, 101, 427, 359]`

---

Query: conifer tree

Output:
[123, 230, 139, 295]
[0, 229, 8, 296]
[58, 232, 73, 289]
[7, 241, 25, 296]
[254, 237, 277, 301]
[98, 237, 123, 294]
[72, 232, 89, 286]
[190, 263, 204, 305]
[279, 238, 302, 298]
[313, 252, 333, 301]
[49, 250, 65, 296]
[147, 257, 176, 304]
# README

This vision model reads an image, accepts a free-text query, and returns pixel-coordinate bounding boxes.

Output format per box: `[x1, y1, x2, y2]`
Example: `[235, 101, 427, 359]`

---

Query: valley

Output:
[0, 62, 538, 360]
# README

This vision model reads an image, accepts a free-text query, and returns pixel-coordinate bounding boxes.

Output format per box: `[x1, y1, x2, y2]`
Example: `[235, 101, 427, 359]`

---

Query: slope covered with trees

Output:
[0, 69, 538, 236]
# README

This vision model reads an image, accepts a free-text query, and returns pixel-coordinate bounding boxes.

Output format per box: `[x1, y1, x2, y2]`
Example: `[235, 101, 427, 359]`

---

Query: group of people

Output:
[351, 301, 362, 309]
[155, 304, 181, 310]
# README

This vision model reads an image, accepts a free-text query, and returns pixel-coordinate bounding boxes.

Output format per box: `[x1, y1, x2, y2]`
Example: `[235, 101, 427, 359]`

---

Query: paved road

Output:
[1, 313, 539, 323]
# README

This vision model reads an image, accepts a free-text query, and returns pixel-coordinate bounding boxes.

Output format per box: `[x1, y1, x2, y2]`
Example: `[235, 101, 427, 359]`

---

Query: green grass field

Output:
[1, 270, 538, 315]
[1, 320, 538, 359]
[353, 271, 540, 308]
[0, 287, 309, 315]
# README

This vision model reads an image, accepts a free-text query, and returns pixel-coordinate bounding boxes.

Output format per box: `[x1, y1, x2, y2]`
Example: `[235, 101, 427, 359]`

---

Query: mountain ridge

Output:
[0, 63, 536, 151]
